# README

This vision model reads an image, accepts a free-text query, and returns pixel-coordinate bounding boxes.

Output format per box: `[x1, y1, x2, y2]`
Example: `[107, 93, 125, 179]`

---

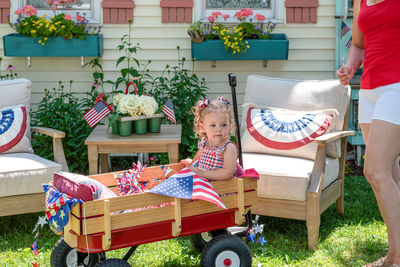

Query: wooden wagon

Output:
[51, 163, 258, 267]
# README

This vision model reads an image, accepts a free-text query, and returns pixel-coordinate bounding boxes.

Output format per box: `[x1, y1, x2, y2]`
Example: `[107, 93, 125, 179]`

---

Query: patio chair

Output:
[240, 75, 354, 250]
[0, 79, 68, 217]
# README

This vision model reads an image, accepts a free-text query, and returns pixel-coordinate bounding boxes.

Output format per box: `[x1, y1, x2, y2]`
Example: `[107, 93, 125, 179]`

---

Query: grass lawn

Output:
[0, 175, 387, 266]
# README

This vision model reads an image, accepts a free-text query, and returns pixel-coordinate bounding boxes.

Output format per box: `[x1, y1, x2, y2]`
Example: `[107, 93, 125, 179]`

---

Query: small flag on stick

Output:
[162, 98, 176, 124]
[341, 20, 351, 38]
[84, 94, 113, 128]
[346, 36, 352, 48]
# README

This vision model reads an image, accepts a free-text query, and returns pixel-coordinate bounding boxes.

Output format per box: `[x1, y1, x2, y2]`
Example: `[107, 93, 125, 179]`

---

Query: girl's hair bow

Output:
[199, 99, 209, 108]
[218, 95, 230, 104]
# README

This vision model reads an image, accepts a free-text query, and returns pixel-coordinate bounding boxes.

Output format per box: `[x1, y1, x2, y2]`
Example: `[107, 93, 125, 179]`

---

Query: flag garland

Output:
[161, 98, 176, 124]
[149, 167, 226, 209]
[84, 93, 113, 128]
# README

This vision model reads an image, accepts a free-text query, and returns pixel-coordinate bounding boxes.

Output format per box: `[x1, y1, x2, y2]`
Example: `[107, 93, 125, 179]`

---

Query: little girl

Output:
[180, 96, 237, 180]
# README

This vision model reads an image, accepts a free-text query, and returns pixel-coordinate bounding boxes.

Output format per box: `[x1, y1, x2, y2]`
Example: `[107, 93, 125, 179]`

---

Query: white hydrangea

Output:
[112, 93, 125, 106]
[117, 94, 142, 116]
[139, 95, 158, 116]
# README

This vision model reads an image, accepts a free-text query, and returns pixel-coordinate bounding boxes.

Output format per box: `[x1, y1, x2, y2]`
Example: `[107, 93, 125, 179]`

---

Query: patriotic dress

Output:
[196, 137, 233, 171]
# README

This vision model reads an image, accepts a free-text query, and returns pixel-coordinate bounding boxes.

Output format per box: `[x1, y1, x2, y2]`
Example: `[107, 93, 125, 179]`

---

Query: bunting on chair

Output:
[0, 105, 27, 153]
[246, 107, 334, 150]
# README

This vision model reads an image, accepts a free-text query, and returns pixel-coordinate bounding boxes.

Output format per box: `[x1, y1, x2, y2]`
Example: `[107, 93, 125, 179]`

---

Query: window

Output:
[13, 0, 101, 23]
[195, 0, 284, 23]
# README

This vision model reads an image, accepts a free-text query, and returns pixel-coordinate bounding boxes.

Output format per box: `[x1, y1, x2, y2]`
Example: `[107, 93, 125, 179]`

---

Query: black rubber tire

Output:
[190, 228, 229, 252]
[94, 258, 131, 267]
[201, 234, 252, 267]
[50, 237, 100, 267]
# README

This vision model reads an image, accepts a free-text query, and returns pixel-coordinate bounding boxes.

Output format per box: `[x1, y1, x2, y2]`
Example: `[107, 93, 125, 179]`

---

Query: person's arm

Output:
[190, 143, 237, 180]
[180, 150, 201, 167]
[335, 0, 364, 86]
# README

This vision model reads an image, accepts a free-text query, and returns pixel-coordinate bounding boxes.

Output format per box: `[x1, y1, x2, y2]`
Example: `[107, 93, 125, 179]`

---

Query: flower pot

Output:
[134, 119, 148, 135]
[111, 120, 119, 134]
[119, 121, 133, 136]
[191, 34, 289, 61]
[2, 33, 103, 57]
[149, 117, 162, 133]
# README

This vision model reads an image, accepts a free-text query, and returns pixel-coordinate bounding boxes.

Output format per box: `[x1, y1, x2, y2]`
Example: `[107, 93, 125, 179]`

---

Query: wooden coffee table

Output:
[85, 124, 181, 174]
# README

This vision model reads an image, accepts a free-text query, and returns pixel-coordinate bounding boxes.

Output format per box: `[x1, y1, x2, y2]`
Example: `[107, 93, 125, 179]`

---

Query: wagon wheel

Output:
[94, 258, 131, 266]
[201, 234, 252, 267]
[51, 237, 100, 267]
[190, 228, 229, 252]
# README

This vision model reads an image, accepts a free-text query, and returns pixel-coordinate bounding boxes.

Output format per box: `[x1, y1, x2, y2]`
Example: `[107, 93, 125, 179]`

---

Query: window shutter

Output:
[285, 0, 318, 24]
[0, 0, 10, 23]
[160, 0, 193, 23]
[102, 0, 135, 24]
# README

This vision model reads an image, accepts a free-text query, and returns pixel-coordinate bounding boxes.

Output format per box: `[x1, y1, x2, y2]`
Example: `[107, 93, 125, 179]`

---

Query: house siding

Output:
[0, 0, 335, 113]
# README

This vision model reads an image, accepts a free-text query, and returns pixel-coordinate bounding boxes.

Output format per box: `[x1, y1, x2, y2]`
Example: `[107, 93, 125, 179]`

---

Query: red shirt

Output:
[358, 0, 400, 89]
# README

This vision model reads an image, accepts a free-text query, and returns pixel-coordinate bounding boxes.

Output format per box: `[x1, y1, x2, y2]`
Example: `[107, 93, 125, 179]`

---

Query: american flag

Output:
[161, 98, 176, 124]
[341, 20, 350, 38]
[346, 36, 352, 48]
[43, 184, 82, 234]
[149, 168, 227, 209]
[84, 100, 112, 128]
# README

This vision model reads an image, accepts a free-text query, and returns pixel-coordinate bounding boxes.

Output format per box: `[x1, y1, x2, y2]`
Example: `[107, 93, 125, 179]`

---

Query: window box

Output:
[2, 33, 103, 57]
[191, 33, 289, 61]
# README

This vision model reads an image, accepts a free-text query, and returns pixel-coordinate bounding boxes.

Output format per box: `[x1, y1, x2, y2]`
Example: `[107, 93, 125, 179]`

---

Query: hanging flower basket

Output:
[191, 34, 289, 61]
[2, 33, 103, 57]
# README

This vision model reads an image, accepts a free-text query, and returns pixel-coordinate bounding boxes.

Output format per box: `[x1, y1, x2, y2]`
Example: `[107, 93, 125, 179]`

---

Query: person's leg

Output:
[363, 119, 400, 264]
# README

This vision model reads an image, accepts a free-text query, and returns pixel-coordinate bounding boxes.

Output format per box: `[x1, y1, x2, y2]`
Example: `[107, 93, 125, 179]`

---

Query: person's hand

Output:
[336, 64, 355, 86]
[180, 158, 192, 167]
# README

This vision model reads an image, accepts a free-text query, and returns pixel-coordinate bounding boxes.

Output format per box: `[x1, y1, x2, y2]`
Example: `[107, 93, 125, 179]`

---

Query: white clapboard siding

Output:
[0, 0, 336, 108]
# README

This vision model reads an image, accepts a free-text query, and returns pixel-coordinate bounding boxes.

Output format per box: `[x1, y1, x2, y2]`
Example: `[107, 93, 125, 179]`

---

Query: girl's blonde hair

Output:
[192, 99, 235, 138]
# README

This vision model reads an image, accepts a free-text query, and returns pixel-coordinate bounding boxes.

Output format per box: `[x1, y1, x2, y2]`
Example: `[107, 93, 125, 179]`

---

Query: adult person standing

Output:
[336, 0, 400, 266]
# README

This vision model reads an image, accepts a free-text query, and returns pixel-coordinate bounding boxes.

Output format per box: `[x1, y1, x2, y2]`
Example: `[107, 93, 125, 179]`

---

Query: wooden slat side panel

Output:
[83, 205, 174, 234]
[251, 197, 307, 220]
[181, 190, 257, 218]
[70, 215, 81, 235]
[79, 193, 174, 217]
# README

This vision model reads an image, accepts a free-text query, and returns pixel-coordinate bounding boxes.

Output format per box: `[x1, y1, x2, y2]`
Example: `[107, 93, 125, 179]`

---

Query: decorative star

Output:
[31, 261, 40, 267]
[253, 224, 264, 235]
[31, 241, 39, 256]
[258, 236, 267, 246]
[37, 216, 48, 228]
[247, 233, 256, 243]
[52, 220, 59, 229]
[59, 210, 66, 220]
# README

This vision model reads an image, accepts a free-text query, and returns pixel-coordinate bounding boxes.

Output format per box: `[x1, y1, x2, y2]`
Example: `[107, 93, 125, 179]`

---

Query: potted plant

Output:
[3, 3, 103, 57]
[188, 9, 289, 61]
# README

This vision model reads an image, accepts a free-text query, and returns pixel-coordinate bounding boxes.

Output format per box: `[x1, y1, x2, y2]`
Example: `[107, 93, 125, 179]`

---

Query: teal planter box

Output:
[192, 33, 289, 61]
[3, 33, 103, 57]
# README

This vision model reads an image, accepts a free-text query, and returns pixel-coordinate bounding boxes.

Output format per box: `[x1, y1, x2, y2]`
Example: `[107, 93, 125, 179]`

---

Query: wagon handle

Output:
[125, 77, 140, 95]
[228, 73, 243, 167]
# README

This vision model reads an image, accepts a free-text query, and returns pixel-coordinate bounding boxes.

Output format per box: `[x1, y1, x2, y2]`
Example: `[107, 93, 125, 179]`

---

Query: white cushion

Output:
[0, 79, 33, 154]
[241, 76, 350, 159]
[241, 105, 337, 160]
[0, 153, 61, 197]
[243, 153, 339, 201]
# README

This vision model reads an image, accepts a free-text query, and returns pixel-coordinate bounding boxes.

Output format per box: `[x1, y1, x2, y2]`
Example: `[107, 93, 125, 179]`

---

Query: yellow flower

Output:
[31, 30, 36, 34]
[44, 37, 48, 40]
[233, 51, 237, 54]
[246, 45, 250, 48]
[245, 41, 249, 44]
[233, 26, 236, 30]
[61, 25, 65, 28]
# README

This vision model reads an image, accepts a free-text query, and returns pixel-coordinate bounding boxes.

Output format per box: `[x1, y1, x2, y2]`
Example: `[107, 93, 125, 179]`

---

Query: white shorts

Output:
[358, 82, 400, 125]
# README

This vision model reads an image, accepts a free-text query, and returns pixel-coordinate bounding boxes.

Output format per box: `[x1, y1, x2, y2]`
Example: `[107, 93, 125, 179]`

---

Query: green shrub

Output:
[31, 82, 95, 174]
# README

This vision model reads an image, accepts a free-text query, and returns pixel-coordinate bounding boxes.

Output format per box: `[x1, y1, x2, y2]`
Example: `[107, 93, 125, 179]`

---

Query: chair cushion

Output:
[0, 153, 61, 197]
[241, 76, 351, 159]
[0, 79, 33, 154]
[242, 153, 339, 201]
[241, 105, 337, 160]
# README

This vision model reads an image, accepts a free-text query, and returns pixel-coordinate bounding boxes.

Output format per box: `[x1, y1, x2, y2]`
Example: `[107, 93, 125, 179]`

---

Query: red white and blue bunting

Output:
[0, 105, 27, 153]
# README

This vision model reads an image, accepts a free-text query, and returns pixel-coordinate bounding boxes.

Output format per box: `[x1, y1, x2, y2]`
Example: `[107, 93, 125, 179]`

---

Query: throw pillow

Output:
[0, 104, 33, 154]
[54, 172, 116, 201]
[241, 104, 338, 160]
